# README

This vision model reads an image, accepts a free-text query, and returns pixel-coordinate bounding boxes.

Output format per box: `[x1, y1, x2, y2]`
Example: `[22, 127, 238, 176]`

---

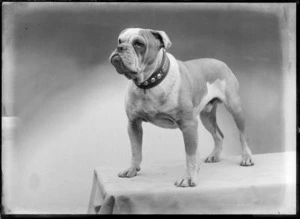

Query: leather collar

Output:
[134, 49, 170, 90]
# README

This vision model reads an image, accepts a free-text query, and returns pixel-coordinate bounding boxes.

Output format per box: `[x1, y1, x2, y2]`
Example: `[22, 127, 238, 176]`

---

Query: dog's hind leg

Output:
[224, 91, 254, 166]
[200, 98, 224, 163]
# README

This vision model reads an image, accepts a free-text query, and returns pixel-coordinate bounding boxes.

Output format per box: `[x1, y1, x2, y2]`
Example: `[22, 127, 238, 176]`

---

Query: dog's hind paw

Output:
[118, 167, 140, 178]
[240, 154, 255, 166]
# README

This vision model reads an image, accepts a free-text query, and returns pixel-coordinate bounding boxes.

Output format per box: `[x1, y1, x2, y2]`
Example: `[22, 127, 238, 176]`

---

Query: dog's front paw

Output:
[118, 167, 140, 178]
[204, 153, 221, 163]
[240, 154, 254, 166]
[174, 176, 198, 187]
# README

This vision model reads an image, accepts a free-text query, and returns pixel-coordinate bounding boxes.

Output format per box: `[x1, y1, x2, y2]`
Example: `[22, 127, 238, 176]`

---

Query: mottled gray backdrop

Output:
[2, 3, 295, 214]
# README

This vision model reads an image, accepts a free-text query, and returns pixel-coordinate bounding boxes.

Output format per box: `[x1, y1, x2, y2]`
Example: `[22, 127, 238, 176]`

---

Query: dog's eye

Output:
[118, 39, 122, 44]
[134, 41, 144, 48]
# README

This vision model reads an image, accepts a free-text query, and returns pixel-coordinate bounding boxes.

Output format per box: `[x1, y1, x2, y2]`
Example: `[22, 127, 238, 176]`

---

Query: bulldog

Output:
[109, 28, 254, 187]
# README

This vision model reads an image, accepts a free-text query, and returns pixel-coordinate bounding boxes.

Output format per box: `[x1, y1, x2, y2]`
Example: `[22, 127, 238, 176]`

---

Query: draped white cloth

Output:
[88, 152, 295, 214]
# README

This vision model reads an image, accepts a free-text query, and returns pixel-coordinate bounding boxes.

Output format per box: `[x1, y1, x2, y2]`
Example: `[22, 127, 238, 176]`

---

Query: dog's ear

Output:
[150, 30, 172, 50]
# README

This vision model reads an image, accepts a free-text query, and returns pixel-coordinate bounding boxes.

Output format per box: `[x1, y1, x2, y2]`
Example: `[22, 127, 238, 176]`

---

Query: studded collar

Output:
[134, 49, 170, 90]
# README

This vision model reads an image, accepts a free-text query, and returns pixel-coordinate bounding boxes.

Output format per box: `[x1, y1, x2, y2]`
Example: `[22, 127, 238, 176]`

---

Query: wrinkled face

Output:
[110, 28, 171, 83]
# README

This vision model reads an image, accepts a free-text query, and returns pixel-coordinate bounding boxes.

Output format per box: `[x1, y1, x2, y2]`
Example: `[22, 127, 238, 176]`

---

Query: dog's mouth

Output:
[110, 54, 138, 79]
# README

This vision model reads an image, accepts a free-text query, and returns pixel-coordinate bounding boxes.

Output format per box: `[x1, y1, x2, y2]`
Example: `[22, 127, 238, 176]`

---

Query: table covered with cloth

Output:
[87, 151, 296, 214]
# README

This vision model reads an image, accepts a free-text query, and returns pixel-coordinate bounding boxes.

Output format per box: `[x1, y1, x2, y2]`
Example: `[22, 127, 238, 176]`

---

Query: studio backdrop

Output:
[2, 3, 296, 214]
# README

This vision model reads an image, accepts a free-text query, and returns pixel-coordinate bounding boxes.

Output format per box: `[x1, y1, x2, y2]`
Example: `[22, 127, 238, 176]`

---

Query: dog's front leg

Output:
[175, 119, 199, 187]
[118, 119, 143, 178]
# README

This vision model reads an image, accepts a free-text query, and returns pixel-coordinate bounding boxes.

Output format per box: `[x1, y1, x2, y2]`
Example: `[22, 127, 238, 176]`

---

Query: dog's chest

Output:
[129, 89, 179, 128]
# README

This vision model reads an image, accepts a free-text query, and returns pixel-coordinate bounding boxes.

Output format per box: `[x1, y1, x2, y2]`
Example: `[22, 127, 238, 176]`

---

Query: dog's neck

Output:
[134, 49, 170, 90]
[142, 49, 164, 80]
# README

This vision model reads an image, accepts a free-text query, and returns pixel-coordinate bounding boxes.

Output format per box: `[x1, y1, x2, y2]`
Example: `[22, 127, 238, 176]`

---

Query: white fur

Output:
[193, 79, 226, 117]
[186, 154, 199, 177]
[119, 28, 142, 41]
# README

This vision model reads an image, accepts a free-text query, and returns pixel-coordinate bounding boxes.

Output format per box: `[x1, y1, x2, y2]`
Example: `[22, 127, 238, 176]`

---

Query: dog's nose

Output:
[117, 44, 126, 52]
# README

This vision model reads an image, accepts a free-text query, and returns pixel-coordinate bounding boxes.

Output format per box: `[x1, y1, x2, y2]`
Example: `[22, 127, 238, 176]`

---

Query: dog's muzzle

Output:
[110, 53, 137, 79]
[110, 54, 124, 72]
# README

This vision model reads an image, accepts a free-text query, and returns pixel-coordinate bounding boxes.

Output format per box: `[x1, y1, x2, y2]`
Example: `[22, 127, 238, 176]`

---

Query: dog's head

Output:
[109, 28, 172, 83]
